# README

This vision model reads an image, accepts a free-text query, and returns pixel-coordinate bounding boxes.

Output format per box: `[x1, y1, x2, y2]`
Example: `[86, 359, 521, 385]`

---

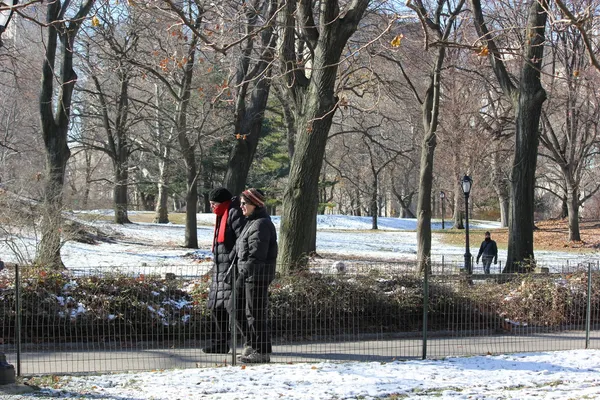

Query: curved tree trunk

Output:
[37, 0, 95, 268]
[277, 0, 370, 271]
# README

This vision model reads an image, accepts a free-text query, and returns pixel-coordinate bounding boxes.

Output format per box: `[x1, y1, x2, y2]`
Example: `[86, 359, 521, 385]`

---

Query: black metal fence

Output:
[0, 260, 598, 376]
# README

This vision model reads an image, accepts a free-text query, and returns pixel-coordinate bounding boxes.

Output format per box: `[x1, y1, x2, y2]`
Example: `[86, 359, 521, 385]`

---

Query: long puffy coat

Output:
[235, 207, 278, 283]
[207, 197, 245, 309]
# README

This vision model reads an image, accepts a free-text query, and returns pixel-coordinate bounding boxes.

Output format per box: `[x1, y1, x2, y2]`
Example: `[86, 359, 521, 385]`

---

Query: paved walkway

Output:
[5, 330, 598, 375]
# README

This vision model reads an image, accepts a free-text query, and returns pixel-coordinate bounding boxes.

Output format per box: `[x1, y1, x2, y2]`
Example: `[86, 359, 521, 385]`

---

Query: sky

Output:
[4, 349, 600, 399]
[0, 213, 598, 398]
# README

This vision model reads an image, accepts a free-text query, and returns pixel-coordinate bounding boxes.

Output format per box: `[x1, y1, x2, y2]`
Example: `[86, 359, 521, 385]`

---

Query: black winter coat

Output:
[207, 197, 246, 309]
[235, 207, 278, 283]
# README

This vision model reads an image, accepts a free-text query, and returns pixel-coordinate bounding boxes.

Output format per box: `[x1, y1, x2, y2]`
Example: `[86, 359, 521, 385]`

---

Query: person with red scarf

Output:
[203, 187, 246, 354]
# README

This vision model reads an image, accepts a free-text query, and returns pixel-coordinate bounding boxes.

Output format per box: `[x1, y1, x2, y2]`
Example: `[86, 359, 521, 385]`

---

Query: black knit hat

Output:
[209, 187, 232, 203]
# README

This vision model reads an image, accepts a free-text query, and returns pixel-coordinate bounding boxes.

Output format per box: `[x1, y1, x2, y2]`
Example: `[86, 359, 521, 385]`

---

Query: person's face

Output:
[210, 201, 220, 213]
[485, 234, 491, 240]
[240, 198, 255, 216]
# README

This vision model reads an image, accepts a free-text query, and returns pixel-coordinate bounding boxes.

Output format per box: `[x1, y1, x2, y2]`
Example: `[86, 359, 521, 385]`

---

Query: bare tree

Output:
[38, 0, 96, 267]
[471, 0, 549, 272]
[276, 0, 374, 269]
[539, 24, 600, 240]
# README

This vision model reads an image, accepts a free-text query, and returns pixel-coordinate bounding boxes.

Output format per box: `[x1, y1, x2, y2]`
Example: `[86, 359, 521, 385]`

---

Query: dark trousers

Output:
[481, 256, 494, 274]
[209, 306, 230, 345]
[232, 280, 272, 354]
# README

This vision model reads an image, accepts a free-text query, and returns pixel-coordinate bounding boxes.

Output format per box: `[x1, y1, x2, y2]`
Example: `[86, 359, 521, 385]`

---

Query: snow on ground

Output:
[5, 349, 600, 399]
[0, 212, 595, 274]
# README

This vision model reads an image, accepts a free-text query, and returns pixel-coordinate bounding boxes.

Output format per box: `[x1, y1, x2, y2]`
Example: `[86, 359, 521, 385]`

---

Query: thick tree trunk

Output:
[279, 106, 335, 270]
[504, 91, 546, 272]
[566, 181, 581, 241]
[223, 78, 272, 195]
[37, 0, 94, 268]
[276, 0, 370, 271]
[223, 1, 277, 195]
[38, 144, 69, 268]
[113, 158, 130, 224]
[471, 0, 548, 273]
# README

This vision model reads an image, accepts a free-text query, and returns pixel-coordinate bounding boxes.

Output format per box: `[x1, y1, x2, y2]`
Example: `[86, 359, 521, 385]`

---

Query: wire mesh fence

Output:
[0, 260, 598, 376]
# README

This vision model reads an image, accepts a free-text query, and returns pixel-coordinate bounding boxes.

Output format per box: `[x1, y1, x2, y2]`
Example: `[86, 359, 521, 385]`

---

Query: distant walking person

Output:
[203, 187, 246, 354]
[231, 188, 278, 363]
[476, 231, 498, 274]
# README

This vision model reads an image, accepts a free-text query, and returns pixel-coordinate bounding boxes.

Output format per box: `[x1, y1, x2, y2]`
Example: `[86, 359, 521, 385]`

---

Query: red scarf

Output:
[212, 200, 231, 252]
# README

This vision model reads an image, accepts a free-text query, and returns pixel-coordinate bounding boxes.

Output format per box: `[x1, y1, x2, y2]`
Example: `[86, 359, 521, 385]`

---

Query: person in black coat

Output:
[203, 187, 246, 354]
[476, 231, 498, 274]
[230, 188, 277, 363]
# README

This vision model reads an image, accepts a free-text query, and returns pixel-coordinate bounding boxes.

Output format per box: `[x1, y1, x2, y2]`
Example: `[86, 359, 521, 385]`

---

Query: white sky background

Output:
[0, 213, 599, 398]
[4, 349, 600, 399]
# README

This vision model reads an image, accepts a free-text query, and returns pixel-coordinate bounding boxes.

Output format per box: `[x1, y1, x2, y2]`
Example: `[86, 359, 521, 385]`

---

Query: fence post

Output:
[441, 255, 444, 275]
[585, 263, 592, 349]
[230, 265, 237, 366]
[15, 264, 21, 377]
[422, 266, 429, 360]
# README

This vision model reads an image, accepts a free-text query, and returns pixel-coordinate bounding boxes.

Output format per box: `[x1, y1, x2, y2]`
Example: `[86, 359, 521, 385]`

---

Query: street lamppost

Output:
[0, 0, 17, 385]
[461, 175, 473, 274]
[0, 0, 18, 48]
[440, 191, 445, 230]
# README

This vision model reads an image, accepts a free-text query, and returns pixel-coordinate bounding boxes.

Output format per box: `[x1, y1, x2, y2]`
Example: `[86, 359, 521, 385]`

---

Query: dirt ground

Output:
[485, 219, 600, 252]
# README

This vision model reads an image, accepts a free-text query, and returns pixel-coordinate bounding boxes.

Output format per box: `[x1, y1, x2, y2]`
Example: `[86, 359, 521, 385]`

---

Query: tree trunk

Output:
[277, 0, 370, 271]
[38, 144, 69, 268]
[471, 0, 548, 273]
[566, 180, 581, 241]
[154, 85, 170, 224]
[504, 3, 548, 272]
[82, 150, 92, 209]
[155, 157, 170, 223]
[416, 131, 435, 271]
[409, 0, 464, 274]
[371, 176, 378, 230]
[279, 107, 336, 269]
[176, 30, 200, 248]
[37, 0, 94, 268]
[491, 147, 509, 228]
[223, 74, 273, 195]
[183, 154, 198, 248]
[113, 157, 130, 224]
[223, 0, 277, 195]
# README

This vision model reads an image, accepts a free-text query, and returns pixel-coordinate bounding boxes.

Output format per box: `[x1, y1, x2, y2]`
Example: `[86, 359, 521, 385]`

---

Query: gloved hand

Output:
[476, 258, 480, 264]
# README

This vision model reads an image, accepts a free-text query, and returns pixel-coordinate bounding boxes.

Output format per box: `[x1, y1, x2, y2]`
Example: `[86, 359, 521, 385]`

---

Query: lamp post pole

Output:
[0, 0, 18, 385]
[440, 191, 445, 230]
[461, 176, 473, 275]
